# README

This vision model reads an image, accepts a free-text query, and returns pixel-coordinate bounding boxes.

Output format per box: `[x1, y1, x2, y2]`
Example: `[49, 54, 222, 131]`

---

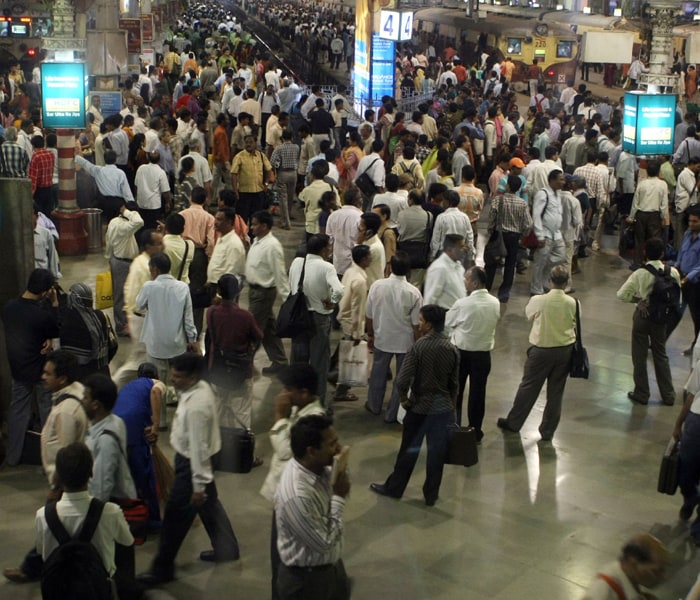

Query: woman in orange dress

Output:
[338, 131, 364, 192]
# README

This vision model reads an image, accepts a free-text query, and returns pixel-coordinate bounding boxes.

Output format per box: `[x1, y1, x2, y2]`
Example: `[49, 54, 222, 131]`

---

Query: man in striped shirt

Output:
[274, 414, 350, 600]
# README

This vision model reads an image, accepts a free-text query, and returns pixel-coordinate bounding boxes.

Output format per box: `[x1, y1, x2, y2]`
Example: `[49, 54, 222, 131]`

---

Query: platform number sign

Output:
[379, 10, 400, 41]
[399, 12, 413, 41]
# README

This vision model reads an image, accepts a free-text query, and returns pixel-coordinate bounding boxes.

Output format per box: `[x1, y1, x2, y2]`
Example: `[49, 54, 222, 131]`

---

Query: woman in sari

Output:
[339, 131, 364, 192]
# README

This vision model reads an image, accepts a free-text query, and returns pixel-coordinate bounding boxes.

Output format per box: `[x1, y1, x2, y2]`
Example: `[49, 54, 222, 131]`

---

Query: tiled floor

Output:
[1, 215, 698, 600]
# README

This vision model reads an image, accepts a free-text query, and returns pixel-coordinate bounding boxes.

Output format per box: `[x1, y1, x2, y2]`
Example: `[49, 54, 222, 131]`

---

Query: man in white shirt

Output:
[288, 234, 344, 410]
[445, 267, 500, 438]
[424, 234, 467, 309]
[355, 212, 386, 288]
[372, 173, 408, 227]
[531, 169, 567, 295]
[105, 202, 143, 336]
[673, 157, 700, 251]
[245, 211, 289, 375]
[354, 140, 386, 204]
[138, 353, 240, 587]
[134, 151, 171, 230]
[430, 190, 475, 261]
[178, 139, 213, 202]
[207, 207, 246, 284]
[135, 253, 198, 384]
[365, 253, 423, 423]
[35, 443, 133, 578]
[87, 95, 104, 127]
[325, 187, 363, 277]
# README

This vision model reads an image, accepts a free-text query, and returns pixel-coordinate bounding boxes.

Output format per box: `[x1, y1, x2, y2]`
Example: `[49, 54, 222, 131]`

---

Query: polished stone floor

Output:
[1, 212, 699, 600]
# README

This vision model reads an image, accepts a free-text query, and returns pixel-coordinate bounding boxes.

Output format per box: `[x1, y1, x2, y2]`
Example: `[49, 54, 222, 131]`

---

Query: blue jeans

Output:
[7, 379, 51, 465]
[384, 409, 453, 502]
[367, 348, 405, 422]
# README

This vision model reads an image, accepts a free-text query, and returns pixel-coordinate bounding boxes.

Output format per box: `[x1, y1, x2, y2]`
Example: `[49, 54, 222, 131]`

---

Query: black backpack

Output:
[41, 499, 112, 600]
[644, 264, 681, 324]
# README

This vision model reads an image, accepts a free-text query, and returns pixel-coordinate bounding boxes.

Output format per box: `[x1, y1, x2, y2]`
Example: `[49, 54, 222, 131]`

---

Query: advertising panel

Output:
[42, 63, 87, 129]
[89, 91, 122, 118]
[141, 13, 154, 42]
[119, 18, 142, 54]
[622, 93, 676, 155]
[371, 34, 395, 102]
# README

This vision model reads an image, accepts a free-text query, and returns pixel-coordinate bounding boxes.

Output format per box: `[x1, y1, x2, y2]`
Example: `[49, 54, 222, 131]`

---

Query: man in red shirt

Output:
[28, 135, 55, 216]
[212, 113, 231, 199]
[452, 59, 467, 83]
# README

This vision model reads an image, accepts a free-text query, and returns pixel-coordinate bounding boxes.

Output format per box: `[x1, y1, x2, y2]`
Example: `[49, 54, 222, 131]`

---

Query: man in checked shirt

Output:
[28, 136, 55, 217]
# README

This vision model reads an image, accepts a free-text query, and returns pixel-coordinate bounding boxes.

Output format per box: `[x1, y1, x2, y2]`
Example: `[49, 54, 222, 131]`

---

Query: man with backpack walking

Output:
[617, 237, 681, 406]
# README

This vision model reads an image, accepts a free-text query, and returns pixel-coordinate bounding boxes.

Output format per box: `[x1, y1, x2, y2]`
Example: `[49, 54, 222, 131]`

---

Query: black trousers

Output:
[277, 560, 350, 600]
[34, 186, 53, 217]
[237, 192, 266, 225]
[457, 350, 491, 436]
[138, 207, 163, 231]
[684, 281, 700, 343]
[485, 231, 521, 301]
[151, 454, 239, 577]
[384, 409, 453, 503]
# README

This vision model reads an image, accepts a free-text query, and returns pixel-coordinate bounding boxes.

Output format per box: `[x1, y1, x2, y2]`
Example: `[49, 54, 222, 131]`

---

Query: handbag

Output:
[276, 256, 315, 338]
[396, 211, 431, 269]
[657, 437, 680, 495]
[212, 409, 255, 474]
[337, 340, 369, 387]
[520, 192, 550, 249]
[484, 197, 507, 262]
[569, 299, 590, 379]
[445, 424, 479, 467]
[95, 270, 113, 310]
[354, 157, 380, 197]
[206, 312, 252, 390]
[105, 313, 118, 362]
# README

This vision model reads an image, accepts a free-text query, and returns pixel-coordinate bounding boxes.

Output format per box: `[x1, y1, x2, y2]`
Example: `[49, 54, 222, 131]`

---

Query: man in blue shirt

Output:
[677, 206, 700, 354]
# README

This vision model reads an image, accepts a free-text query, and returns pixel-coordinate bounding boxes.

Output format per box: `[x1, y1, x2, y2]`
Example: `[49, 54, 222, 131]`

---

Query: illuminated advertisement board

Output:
[371, 34, 395, 103]
[41, 63, 88, 129]
[622, 93, 676, 155]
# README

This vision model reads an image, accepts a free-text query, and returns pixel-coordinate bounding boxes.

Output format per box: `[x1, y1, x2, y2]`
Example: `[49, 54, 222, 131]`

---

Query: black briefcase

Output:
[212, 427, 255, 474]
[21, 429, 42, 466]
[657, 439, 679, 495]
[445, 425, 478, 467]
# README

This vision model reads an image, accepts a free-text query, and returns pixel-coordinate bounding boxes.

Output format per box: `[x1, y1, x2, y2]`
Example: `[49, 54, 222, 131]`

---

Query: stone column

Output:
[637, 0, 680, 93]
[54, 131, 88, 255]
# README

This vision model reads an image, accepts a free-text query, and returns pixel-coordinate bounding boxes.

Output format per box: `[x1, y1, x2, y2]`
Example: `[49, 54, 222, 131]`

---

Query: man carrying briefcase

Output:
[369, 305, 460, 507]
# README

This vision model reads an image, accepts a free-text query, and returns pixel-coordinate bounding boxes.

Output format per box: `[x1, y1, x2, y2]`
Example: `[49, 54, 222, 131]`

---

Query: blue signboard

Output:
[90, 91, 123, 119]
[371, 34, 395, 104]
[41, 62, 88, 129]
[622, 93, 676, 155]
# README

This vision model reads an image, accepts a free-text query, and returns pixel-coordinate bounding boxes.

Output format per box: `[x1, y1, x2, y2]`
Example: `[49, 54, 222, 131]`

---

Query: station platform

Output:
[1, 203, 698, 599]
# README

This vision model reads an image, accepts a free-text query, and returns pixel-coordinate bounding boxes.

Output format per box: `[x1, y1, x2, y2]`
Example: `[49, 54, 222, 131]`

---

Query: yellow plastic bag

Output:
[95, 270, 113, 310]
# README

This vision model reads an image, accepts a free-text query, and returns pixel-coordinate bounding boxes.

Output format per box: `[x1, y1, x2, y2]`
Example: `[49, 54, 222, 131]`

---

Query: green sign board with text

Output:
[41, 62, 88, 129]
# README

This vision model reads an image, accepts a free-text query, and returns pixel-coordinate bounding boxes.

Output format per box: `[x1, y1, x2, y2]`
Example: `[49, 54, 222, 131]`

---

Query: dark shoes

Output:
[496, 418, 518, 433]
[680, 498, 698, 521]
[369, 483, 401, 499]
[627, 392, 648, 405]
[364, 402, 380, 416]
[136, 571, 175, 587]
[3, 567, 32, 583]
[424, 497, 438, 507]
[262, 363, 286, 376]
[199, 550, 240, 563]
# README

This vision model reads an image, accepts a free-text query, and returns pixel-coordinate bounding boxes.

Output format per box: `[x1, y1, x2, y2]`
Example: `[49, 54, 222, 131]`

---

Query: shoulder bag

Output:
[276, 257, 315, 338]
[657, 436, 680, 495]
[355, 157, 380, 197]
[569, 299, 590, 379]
[521, 192, 549, 249]
[484, 196, 507, 263]
[176, 240, 190, 281]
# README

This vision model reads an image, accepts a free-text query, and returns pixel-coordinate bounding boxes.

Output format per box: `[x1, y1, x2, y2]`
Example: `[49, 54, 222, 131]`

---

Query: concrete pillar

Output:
[53, 130, 88, 256]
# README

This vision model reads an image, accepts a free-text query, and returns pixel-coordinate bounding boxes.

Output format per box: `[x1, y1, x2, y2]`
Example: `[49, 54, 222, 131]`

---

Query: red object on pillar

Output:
[53, 128, 88, 256]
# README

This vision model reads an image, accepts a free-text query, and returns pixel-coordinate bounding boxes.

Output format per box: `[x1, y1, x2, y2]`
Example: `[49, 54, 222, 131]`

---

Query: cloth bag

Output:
[657, 437, 680, 495]
[95, 271, 113, 310]
[337, 340, 369, 387]
[276, 256, 315, 338]
[569, 299, 590, 379]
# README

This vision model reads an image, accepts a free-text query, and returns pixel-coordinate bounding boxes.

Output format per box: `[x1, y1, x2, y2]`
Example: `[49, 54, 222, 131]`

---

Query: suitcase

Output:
[445, 425, 479, 467]
[212, 426, 255, 474]
[657, 438, 679, 495]
[21, 429, 42, 466]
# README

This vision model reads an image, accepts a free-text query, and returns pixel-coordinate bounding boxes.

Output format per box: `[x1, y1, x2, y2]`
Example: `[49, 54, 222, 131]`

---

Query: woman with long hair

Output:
[338, 131, 364, 191]
[175, 155, 197, 211]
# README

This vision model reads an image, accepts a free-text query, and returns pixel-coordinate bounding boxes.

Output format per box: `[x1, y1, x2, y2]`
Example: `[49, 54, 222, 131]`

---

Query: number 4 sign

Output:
[399, 12, 413, 41]
[379, 10, 400, 41]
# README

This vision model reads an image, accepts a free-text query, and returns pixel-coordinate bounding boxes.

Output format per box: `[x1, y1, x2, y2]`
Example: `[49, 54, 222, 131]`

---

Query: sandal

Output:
[334, 393, 359, 402]
[252, 456, 264, 468]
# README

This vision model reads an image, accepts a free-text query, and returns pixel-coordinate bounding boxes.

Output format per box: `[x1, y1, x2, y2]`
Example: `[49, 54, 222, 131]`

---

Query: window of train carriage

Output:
[507, 38, 522, 55]
[556, 41, 574, 59]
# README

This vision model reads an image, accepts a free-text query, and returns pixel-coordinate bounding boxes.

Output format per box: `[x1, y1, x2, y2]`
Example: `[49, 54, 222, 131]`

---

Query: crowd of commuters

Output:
[3, 0, 700, 597]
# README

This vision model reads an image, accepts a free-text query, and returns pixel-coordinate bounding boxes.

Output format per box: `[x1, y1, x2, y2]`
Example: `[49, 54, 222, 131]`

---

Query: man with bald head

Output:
[497, 265, 578, 441]
[581, 533, 669, 599]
